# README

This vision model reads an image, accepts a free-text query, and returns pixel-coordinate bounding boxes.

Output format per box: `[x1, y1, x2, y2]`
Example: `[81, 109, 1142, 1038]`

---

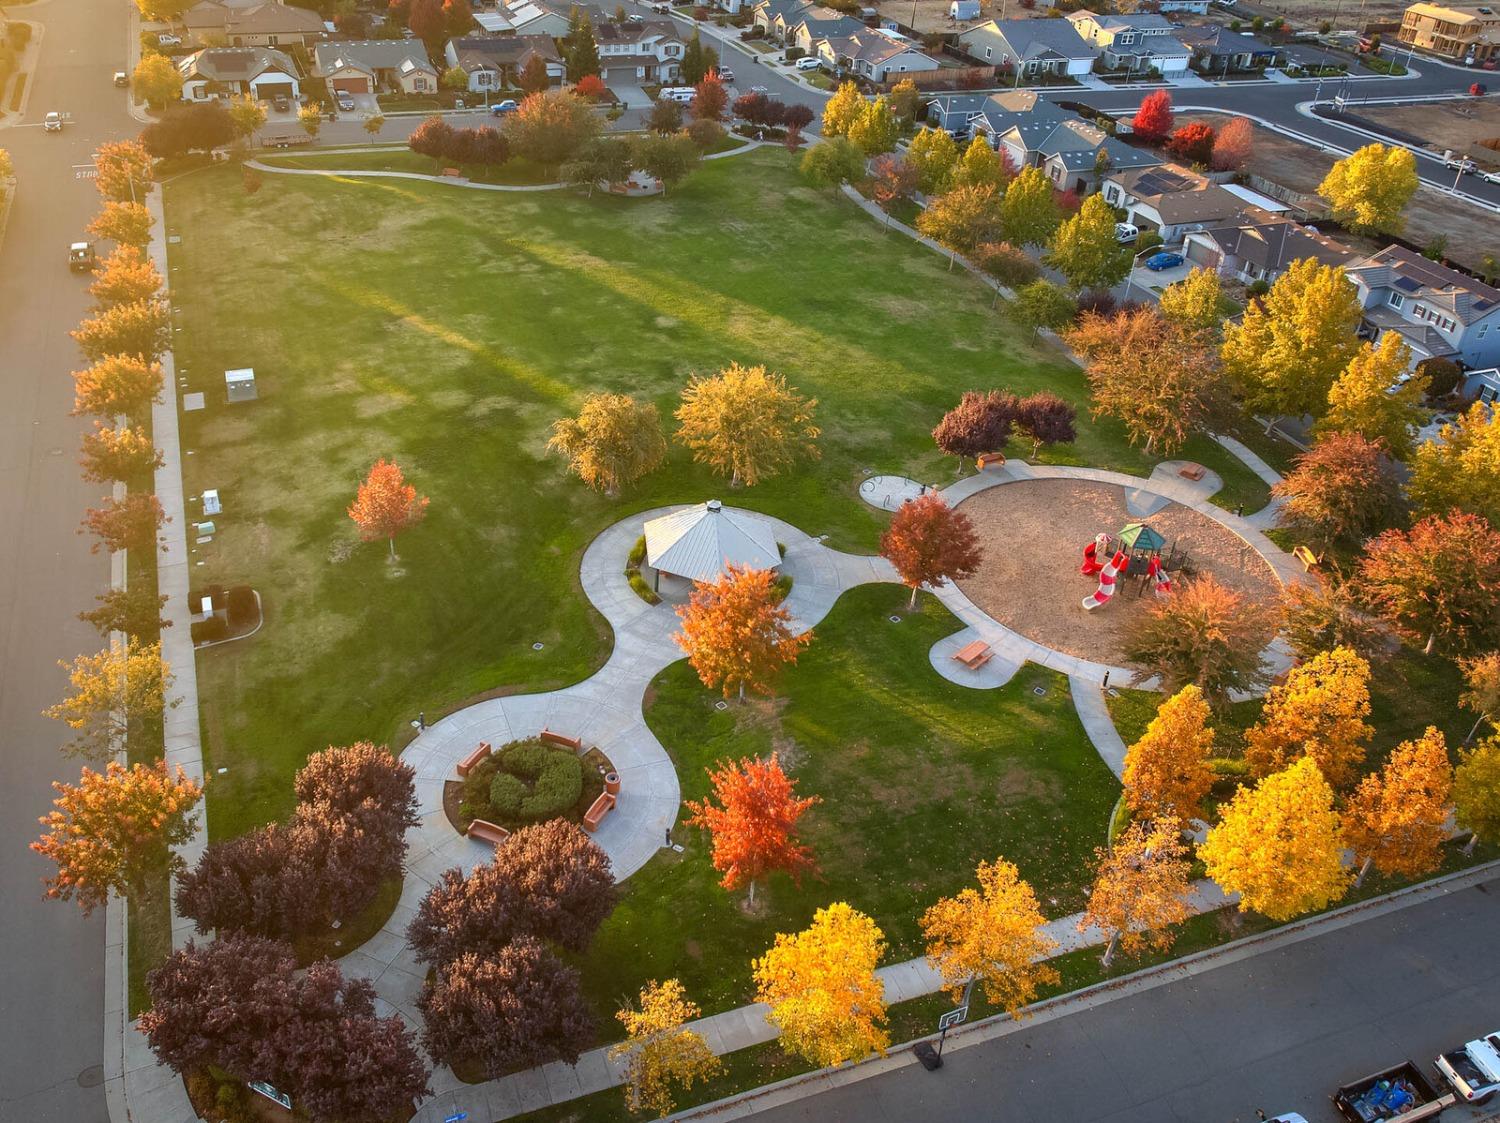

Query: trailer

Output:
[1334, 1061, 1455, 1122]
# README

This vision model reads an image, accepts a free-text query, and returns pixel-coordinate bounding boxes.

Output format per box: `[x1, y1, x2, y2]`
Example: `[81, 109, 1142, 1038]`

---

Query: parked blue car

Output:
[1145, 251, 1184, 271]
[490, 99, 519, 116]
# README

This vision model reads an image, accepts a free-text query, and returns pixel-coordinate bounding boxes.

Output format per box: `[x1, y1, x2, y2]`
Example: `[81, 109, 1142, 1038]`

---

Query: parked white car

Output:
[157, 32, 182, 45]
[43, 110, 63, 132]
[795, 55, 822, 71]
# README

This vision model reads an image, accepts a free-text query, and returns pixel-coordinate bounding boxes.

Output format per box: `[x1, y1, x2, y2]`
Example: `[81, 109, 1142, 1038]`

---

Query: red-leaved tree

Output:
[932, 389, 1017, 472]
[348, 458, 429, 559]
[880, 493, 983, 608]
[1013, 391, 1077, 458]
[1166, 121, 1215, 165]
[1358, 511, 1500, 654]
[80, 492, 167, 554]
[1211, 116, 1253, 171]
[1132, 89, 1174, 141]
[684, 752, 819, 907]
[691, 73, 727, 121]
[419, 939, 594, 1078]
[574, 74, 607, 101]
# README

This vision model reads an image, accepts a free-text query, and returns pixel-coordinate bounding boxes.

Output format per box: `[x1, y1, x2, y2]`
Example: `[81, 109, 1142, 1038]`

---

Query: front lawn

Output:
[163, 147, 1262, 841]
[574, 583, 1120, 1024]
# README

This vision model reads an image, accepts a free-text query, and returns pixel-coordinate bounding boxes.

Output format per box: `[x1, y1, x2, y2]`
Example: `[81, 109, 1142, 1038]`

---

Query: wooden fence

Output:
[883, 65, 994, 90]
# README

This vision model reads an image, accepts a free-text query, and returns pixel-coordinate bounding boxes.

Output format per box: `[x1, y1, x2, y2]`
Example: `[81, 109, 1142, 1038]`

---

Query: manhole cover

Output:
[77, 1065, 104, 1088]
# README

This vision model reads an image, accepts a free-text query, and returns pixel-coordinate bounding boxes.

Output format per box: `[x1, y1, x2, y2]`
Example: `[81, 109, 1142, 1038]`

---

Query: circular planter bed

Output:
[442, 738, 609, 834]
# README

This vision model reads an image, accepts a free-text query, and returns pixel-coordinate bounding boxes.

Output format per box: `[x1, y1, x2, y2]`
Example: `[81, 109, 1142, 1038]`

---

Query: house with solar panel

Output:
[1345, 245, 1500, 370]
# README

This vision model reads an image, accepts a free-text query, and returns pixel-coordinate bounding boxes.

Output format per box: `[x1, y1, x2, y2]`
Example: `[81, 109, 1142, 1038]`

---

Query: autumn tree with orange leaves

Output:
[1121, 684, 1216, 824]
[31, 759, 201, 914]
[1343, 726, 1453, 886]
[349, 458, 430, 560]
[684, 753, 819, 907]
[675, 566, 811, 700]
[880, 493, 983, 608]
[80, 492, 167, 555]
[71, 355, 164, 421]
[1079, 818, 1193, 968]
[79, 423, 162, 484]
[88, 245, 162, 307]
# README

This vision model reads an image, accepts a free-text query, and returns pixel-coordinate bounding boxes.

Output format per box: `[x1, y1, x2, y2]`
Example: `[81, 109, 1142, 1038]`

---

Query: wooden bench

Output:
[441, 167, 463, 178]
[953, 640, 994, 670]
[1293, 545, 1321, 571]
[466, 818, 509, 846]
[976, 452, 1007, 470]
[583, 792, 616, 832]
[1178, 463, 1206, 481]
[541, 728, 583, 752]
[456, 741, 491, 778]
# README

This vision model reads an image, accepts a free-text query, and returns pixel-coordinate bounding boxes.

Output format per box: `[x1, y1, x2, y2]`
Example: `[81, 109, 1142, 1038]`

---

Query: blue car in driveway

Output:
[1144, 251, 1184, 271]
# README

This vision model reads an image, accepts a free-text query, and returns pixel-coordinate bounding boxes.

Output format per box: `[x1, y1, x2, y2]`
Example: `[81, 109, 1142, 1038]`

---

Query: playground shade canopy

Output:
[643, 500, 780, 584]
[1117, 523, 1166, 552]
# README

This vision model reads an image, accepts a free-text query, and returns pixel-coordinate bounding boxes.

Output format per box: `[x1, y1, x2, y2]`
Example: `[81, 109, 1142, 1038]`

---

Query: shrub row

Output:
[487, 740, 584, 824]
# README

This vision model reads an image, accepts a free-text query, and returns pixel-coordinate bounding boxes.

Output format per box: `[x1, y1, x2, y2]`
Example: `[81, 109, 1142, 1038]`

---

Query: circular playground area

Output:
[954, 478, 1282, 669]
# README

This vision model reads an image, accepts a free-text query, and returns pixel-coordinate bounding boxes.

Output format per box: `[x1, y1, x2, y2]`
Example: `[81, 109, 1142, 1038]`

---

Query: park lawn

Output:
[163, 146, 1259, 839]
[259, 148, 565, 186]
[572, 584, 1120, 1027]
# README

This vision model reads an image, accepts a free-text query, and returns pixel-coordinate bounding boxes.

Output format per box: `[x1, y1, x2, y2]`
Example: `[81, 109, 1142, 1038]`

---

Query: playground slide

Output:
[1080, 534, 1110, 577]
[1082, 550, 1130, 610]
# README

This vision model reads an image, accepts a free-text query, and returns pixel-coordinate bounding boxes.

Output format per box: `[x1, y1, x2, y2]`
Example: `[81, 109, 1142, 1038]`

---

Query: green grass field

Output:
[571, 584, 1118, 1024]
[163, 147, 1260, 840]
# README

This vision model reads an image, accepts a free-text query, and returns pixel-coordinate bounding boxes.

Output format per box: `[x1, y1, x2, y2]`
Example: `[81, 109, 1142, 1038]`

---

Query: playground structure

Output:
[1080, 523, 1174, 611]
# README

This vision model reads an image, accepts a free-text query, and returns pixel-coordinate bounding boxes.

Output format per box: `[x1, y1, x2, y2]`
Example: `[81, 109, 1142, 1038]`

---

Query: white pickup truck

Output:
[1436, 1031, 1500, 1104]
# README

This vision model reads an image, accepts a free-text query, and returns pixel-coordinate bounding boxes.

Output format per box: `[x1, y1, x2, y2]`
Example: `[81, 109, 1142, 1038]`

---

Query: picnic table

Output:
[953, 640, 994, 670]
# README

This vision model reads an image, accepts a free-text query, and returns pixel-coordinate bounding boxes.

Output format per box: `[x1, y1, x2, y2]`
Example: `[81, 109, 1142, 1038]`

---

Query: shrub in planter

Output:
[771, 573, 793, 603]
[1246, 278, 1270, 297]
[974, 241, 1040, 289]
[628, 534, 647, 568]
[628, 570, 661, 605]
[785, 46, 805, 61]
[190, 616, 229, 644]
[488, 741, 584, 823]
[225, 585, 257, 629]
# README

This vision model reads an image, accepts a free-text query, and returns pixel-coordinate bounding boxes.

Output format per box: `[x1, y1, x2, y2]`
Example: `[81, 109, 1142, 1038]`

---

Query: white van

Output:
[1115, 222, 1139, 244]
[658, 87, 697, 103]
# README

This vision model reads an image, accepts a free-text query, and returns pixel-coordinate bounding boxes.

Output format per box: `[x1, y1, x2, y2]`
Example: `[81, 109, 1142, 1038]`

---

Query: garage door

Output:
[1185, 239, 1221, 268]
[605, 64, 640, 82]
[331, 76, 371, 94]
[256, 81, 295, 101]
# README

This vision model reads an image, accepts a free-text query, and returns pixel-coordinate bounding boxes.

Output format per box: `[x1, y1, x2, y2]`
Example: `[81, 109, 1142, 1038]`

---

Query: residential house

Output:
[949, 0, 980, 20]
[1038, 124, 1162, 194]
[1345, 244, 1500, 368]
[182, 0, 327, 48]
[790, 9, 868, 53]
[177, 46, 300, 101]
[1181, 206, 1355, 284]
[815, 28, 940, 82]
[1157, 0, 1210, 12]
[1174, 25, 1280, 73]
[312, 40, 439, 94]
[444, 36, 564, 92]
[958, 90, 1163, 184]
[1100, 163, 1246, 242]
[1398, 1, 1500, 63]
[1066, 10, 1191, 74]
[594, 20, 685, 83]
[748, 0, 813, 36]
[1460, 367, 1499, 402]
[502, 0, 586, 39]
[955, 18, 1097, 77]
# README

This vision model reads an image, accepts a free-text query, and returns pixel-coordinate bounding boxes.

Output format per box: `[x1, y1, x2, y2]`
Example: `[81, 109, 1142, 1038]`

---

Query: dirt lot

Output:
[1351, 99, 1500, 169]
[953, 479, 1281, 670]
[1181, 112, 1500, 271]
[875, 0, 1053, 36]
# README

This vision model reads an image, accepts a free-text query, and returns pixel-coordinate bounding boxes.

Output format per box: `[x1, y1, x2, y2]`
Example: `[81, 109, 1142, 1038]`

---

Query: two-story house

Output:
[815, 28, 939, 82]
[1066, 11, 1191, 74]
[1399, 2, 1500, 63]
[444, 36, 564, 92]
[1346, 245, 1500, 369]
[790, 10, 867, 53]
[594, 20, 685, 83]
[955, 18, 1097, 78]
[177, 46, 300, 101]
[182, 0, 328, 48]
[312, 40, 440, 95]
[502, 0, 591, 39]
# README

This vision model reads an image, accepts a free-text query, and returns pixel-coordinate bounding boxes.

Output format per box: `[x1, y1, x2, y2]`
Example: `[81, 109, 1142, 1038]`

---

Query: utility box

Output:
[225, 368, 258, 403]
[202, 489, 221, 516]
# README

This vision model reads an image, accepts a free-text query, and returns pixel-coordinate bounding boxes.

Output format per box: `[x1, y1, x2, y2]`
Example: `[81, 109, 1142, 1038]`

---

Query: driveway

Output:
[610, 82, 653, 110]
[1125, 254, 1195, 298]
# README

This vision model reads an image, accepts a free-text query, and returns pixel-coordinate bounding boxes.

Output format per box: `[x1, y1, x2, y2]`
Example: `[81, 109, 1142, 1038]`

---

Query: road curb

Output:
[670, 857, 1500, 1121]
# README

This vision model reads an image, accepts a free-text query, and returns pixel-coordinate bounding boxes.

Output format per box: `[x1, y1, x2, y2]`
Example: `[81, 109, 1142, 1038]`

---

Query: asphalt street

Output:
[746, 874, 1500, 1123]
[0, 0, 136, 1120]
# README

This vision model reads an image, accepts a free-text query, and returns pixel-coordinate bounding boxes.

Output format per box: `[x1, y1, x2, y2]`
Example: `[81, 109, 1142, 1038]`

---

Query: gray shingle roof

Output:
[959, 17, 1096, 61]
[313, 39, 436, 76]
[178, 46, 298, 82]
[1346, 244, 1500, 324]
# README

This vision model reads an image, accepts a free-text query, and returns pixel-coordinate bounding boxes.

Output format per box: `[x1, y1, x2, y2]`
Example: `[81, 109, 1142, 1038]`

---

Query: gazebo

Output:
[642, 500, 779, 589]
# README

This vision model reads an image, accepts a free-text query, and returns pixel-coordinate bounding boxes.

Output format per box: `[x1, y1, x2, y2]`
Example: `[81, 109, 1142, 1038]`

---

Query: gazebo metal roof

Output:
[643, 501, 780, 584]
[1118, 522, 1166, 552]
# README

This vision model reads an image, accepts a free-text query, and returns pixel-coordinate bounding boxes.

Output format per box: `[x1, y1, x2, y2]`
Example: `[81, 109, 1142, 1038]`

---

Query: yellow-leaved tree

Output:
[1459, 651, 1500, 744]
[1199, 756, 1351, 921]
[1243, 646, 1373, 787]
[1078, 818, 1194, 968]
[1158, 266, 1225, 337]
[920, 857, 1058, 1013]
[675, 363, 819, 487]
[1121, 684, 1216, 824]
[819, 81, 865, 137]
[610, 979, 723, 1118]
[1343, 726, 1453, 886]
[1408, 401, 1500, 527]
[1455, 736, 1500, 854]
[43, 641, 175, 759]
[753, 902, 888, 1067]
[1317, 142, 1419, 235]
[1316, 332, 1429, 460]
[547, 392, 667, 495]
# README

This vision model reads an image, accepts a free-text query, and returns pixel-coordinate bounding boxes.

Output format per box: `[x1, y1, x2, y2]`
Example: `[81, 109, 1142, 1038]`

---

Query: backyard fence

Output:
[884, 65, 995, 90]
